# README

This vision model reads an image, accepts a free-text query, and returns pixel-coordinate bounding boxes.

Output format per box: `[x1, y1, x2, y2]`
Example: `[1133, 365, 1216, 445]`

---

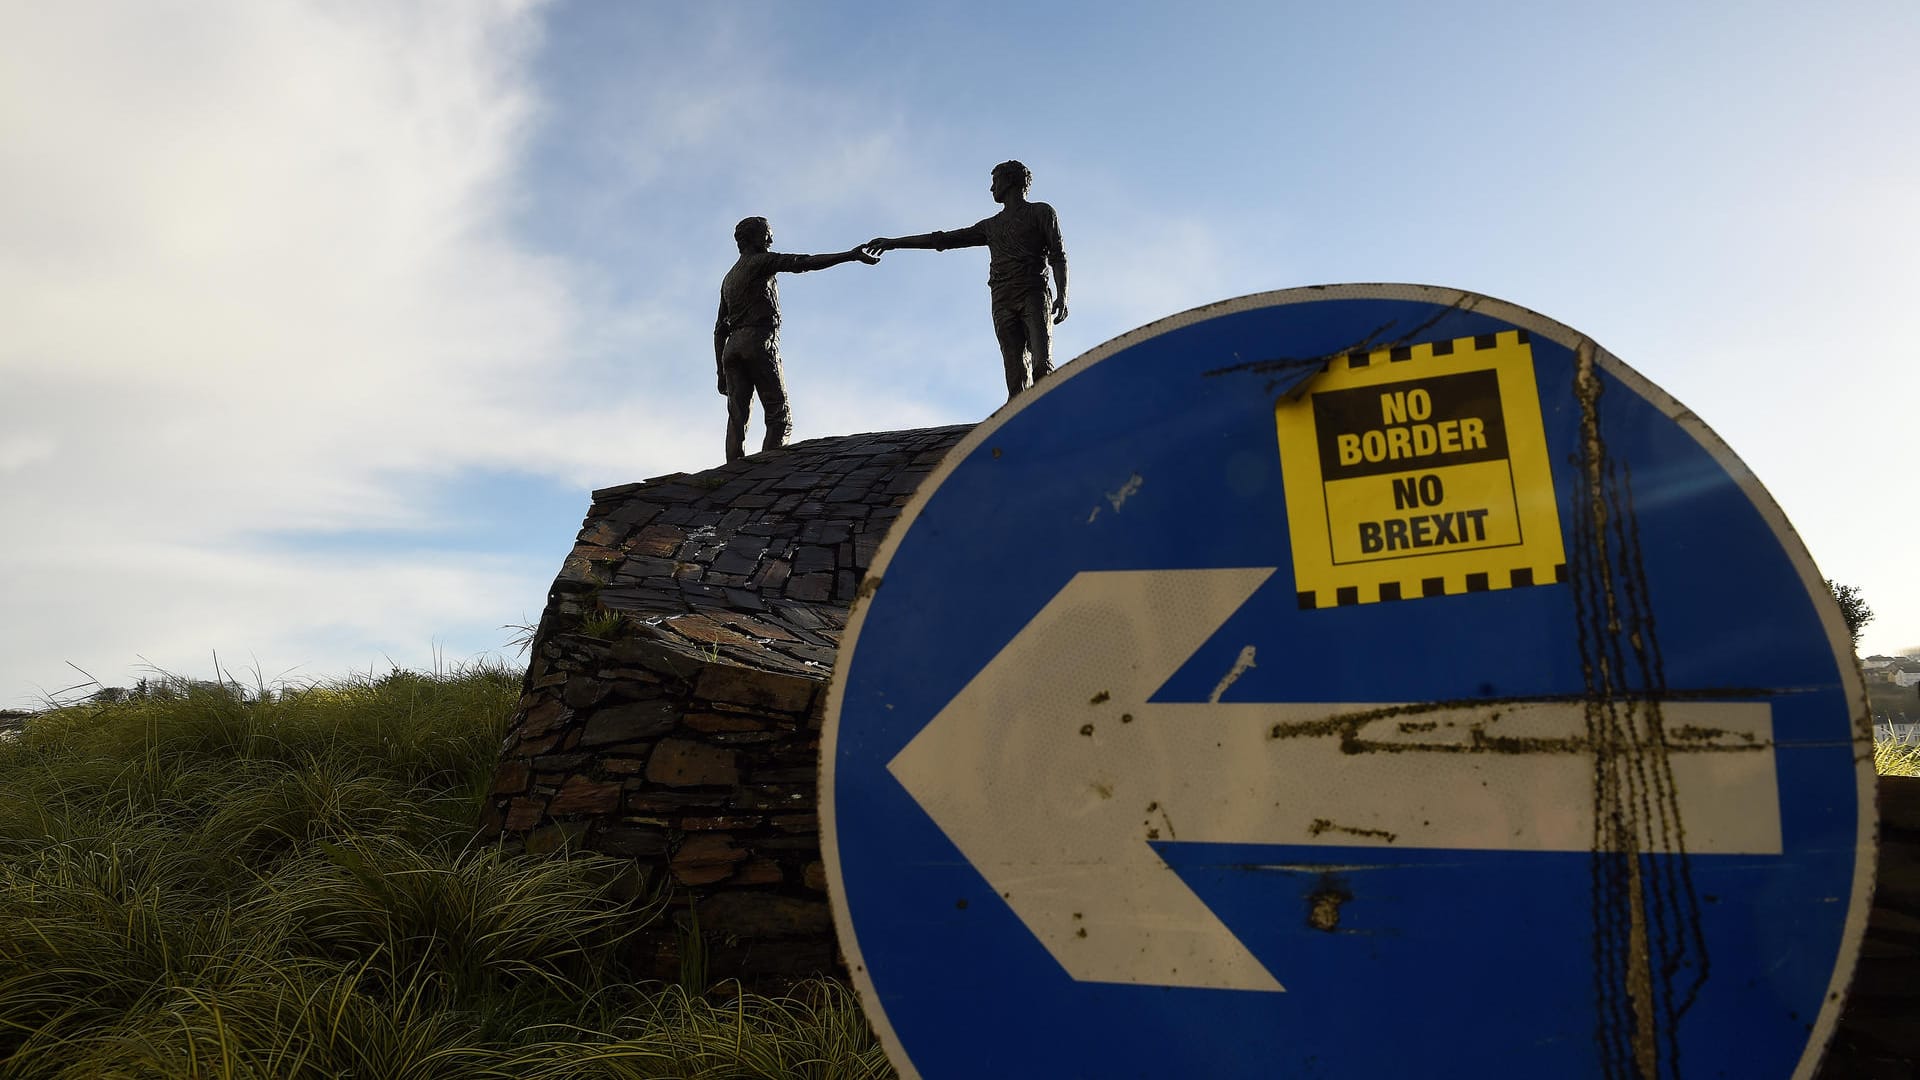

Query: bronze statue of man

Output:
[714, 217, 878, 462]
[869, 160, 1069, 400]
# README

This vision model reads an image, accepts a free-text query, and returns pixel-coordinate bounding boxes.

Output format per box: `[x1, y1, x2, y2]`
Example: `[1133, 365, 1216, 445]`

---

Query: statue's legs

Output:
[753, 359, 792, 453]
[723, 367, 752, 462]
[721, 332, 790, 461]
[991, 286, 1052, 400]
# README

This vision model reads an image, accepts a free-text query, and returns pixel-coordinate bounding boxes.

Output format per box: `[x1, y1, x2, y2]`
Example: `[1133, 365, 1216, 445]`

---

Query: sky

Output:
[2, 1, 1916, 707]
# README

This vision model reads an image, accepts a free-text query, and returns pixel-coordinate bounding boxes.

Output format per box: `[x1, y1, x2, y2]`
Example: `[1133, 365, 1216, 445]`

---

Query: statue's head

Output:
[991, 160, 1032, 203]
[734, 216, 772, 253]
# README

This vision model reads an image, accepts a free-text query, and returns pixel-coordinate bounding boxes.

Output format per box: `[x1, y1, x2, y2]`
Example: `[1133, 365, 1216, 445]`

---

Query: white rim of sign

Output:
[818, 283, 1877, 1080]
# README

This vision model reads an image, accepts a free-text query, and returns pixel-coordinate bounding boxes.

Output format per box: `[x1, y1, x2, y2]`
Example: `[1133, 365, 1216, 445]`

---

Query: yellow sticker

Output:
[1274, 329, 1566, 609]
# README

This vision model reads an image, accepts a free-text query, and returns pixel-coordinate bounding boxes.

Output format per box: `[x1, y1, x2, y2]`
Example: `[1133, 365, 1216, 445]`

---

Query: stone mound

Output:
[482, 424, 970, 985]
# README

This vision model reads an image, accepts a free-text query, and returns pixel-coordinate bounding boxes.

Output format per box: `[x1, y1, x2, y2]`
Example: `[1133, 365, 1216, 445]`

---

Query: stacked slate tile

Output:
[482, 424, 970, 986]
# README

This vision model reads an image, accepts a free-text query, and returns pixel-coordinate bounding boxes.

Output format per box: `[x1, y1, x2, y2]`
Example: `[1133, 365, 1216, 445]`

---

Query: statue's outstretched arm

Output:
[868, 226, 986, 252]
[783, 247, 883, 273]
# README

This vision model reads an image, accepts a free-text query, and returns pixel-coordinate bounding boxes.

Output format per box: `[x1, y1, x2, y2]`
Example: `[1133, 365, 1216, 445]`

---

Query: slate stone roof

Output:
[550, 423, 973, 680]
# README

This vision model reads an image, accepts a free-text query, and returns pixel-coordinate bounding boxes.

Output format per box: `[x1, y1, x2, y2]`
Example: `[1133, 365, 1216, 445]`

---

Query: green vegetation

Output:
[1876, 740, 1920, 777]
[1855, 680, 1919, 776]
[0, 667, 890, 1079]
[580, 609, 630, 640]
[1826, 579, 1874, 648]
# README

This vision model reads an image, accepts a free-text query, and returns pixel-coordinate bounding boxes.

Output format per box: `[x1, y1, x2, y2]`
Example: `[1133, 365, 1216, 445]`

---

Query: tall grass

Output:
[0, 666, 891, 1079]
[1876, 740, 1920, 777]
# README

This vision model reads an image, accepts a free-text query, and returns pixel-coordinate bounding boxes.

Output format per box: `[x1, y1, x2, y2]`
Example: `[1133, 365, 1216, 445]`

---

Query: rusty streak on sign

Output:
[1570, 338, 1701, 1080]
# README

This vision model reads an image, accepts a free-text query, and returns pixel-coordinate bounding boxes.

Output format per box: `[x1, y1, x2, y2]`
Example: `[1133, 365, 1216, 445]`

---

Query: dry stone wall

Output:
[481, 425, 969, 986]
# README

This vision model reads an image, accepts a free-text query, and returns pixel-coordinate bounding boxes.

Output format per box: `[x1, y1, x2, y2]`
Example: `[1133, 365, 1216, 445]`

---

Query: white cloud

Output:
[0, 435, 55, 474]
[0, 1, 584, 705]
[7, 536, 539, 702]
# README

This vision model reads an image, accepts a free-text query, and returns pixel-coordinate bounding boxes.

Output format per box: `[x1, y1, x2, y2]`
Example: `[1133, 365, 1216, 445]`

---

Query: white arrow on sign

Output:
[887, 568, 1781, 993]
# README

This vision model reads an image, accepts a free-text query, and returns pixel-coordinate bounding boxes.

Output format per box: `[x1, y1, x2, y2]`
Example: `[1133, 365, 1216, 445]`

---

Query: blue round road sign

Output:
[822, 285, 1874, 1079]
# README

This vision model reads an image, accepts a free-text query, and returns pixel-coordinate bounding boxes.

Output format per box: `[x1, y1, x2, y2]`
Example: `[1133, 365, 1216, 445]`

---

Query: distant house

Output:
[1891, 659, 1920, 689]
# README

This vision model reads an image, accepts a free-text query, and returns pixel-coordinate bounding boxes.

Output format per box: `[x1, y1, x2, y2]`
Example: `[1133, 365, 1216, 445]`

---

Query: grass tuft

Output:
[0, 663, 891, 1079]
[1875, 739, 1920, 777]
[497, 981, 893, 1080]
[579, 610, 628, 640]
